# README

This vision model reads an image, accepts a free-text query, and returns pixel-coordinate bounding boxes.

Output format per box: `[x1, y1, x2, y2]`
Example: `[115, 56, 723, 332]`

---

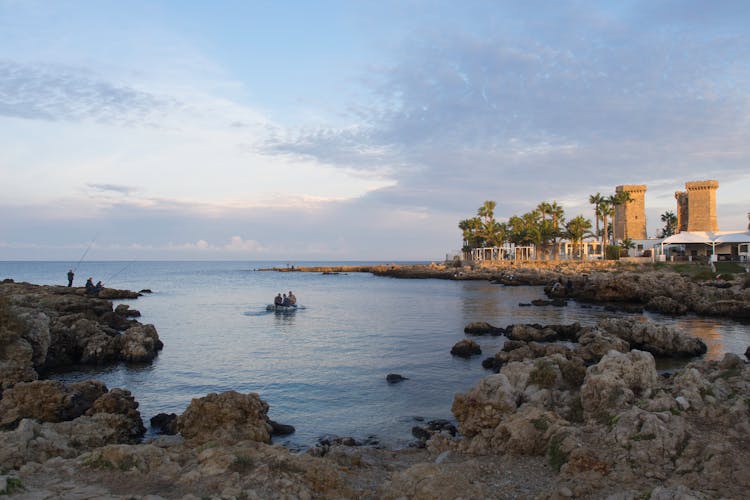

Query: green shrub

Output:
[547, 434, 569, 472]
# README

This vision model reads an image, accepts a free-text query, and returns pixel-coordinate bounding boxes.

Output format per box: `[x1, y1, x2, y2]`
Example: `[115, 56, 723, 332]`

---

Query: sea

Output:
[1, 260, 748, 449]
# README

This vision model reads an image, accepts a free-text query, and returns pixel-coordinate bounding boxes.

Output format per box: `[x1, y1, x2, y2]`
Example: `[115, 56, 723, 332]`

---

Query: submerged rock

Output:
[386, 373, 408, 383]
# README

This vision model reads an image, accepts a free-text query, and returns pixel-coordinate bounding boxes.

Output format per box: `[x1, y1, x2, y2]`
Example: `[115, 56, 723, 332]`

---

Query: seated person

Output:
[288, 291, 296, 306]
[274, 293, 283, 306]
[282, 294, 290, 306]
[85, 278, 95, 295]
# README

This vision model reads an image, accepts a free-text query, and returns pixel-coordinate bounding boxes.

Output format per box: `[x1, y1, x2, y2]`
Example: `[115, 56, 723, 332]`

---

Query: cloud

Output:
[87, 183, 138, 195]
[266, 2, 750, 220]
[0, 61, 173, 124]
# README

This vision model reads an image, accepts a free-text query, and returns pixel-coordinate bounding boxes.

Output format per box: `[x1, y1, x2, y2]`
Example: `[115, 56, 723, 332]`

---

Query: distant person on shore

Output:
[85, 277, 95, 295]
[274, 293, 283, 307]
[67, 269, 74, 287]
[288, 291, 296, 306]
[282, 293, 289, 306]
[95, 281, 104, 294]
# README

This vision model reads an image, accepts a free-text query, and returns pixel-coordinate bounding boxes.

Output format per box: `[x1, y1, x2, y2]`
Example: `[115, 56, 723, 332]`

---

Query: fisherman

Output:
[94, 281, 104, 294]
[288, 291, 296, 306]
[274, 293, 283, 307]
[282, 293, 290, 306]
[85, 277, 95, 295]
[67, 269, 75, 287]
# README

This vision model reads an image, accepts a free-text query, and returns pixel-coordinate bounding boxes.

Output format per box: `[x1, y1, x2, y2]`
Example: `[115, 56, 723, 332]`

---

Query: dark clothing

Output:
[85, 278, 95, 295]
[282, 297, 290, 306]
[274, 295, 283, 306]
[67, 271, 74, 287]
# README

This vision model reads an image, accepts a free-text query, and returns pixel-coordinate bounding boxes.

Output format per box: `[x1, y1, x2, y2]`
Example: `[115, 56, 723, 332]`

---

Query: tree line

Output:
[459, 194, 679, 260]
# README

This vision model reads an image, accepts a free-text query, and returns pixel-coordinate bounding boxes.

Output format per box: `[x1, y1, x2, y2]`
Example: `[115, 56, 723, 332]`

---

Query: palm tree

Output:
[599, 200, 614, 252]
[549, 201, 566, 260]
[565, 215, 593, 259]
[477, 200, 496, 221]
[588, 193, 605, 239]
[660, 210, 677, 237]
[620, 237, 635, 257]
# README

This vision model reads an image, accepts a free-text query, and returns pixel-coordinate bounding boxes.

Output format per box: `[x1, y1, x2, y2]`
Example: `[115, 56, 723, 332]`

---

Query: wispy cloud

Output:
[86, 183, 138, 195]
[0, 61, 173, 124]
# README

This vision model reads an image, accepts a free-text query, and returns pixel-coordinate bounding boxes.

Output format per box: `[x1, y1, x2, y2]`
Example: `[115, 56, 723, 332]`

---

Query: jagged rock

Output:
[176, 391, 272, 444]
[745, 345, 750, 360]
[450, 339, 481, 358]
[574, 328, 630, 363]
[0, 380, 108, 428]
[596, 317, 707, 357]
[120, 324, 163, 362]
[580, 350, 658, 421]
[646, 295, 689, 315]
[269, 419, 295, 436]
[85, 388, 145, 439]
[463, 322, 504, 335]
[114, 304, 141, 317]
[150, 413, 178, 435]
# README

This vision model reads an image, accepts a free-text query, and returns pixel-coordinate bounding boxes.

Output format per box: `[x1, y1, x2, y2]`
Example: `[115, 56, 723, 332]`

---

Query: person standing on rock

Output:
[67, 269, 75, 287]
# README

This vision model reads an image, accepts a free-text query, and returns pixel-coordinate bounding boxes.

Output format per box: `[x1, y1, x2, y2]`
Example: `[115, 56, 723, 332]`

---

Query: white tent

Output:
[660, 230, 750, 261]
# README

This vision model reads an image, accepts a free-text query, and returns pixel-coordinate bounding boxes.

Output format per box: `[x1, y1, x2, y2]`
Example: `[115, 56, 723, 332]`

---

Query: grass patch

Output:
[83, 455, 113, 470]
[529, 360, 557, 389]
[714, 262, 746, 275]
[531, 415, 549, 432]
[547, 434, 569, 473]
[1, 477, 24, 495]
[232, 454, 256, 472]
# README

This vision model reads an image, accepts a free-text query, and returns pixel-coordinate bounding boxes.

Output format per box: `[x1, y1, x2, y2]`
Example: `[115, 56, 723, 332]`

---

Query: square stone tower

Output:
[685, 180, 719, 232]
[614, 184, 647, 240]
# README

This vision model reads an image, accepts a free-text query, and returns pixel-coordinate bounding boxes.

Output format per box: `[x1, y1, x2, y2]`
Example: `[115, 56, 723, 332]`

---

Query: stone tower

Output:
[614, 184, 647, 240]
[674, 191, 689, 233]
[685, 180, 719, 232]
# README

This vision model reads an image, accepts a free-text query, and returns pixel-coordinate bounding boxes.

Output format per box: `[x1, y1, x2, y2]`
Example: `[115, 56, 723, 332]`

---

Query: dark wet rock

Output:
[504, 323, 581, 343]
[464, 322, 504, 335]
[745, 346, 750, 360]
[411, 426, 431, 441]
[645, 295, 689, 315]
[114, 304, 141, 318]
[386, 373, 408, 383]
[138, 289, 152, 294]
[519, 302, 532, 307]
[531, 299, 553, 306]
[150, 412, 178, 435]
[482, 356, 502, 372]
[451, 339, 482, 358]
[269, 419, 296, 436]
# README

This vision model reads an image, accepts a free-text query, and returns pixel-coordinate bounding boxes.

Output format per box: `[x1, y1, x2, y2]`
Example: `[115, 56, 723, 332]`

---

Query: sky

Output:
[1, 0, 749, 261]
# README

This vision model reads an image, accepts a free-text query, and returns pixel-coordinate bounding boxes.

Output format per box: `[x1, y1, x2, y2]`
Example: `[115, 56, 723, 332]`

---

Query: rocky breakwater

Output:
[547, 270, 750, 319]
[0, 280, 163, 390]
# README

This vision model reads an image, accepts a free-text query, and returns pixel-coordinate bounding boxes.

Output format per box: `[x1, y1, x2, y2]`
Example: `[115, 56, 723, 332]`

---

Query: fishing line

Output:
[73, 233, 99, 272]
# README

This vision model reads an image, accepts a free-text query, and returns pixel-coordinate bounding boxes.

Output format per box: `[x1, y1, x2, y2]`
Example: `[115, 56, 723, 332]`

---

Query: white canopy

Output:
[661, 230, 750, 245]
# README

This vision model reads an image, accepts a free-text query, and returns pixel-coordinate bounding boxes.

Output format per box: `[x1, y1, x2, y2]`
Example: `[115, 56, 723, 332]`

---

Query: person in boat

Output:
[288, 291, 296, 306]
[274, 293, 283, 307]
[85, 277, 95, 295]
[67, 269, 74, 287]
[282, 293, 289, 306]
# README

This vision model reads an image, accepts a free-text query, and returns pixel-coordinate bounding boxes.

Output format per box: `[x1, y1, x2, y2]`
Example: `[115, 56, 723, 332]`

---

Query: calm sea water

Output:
[1, 261, 748, 449]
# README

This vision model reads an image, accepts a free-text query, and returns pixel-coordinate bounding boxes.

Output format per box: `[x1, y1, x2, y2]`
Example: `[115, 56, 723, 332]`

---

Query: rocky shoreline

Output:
[1, 277, 749, 498]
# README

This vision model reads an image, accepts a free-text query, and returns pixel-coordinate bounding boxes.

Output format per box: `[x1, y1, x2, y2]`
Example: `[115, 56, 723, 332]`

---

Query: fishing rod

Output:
[105, 259, 136, 283]
[73, 233, 98, 272]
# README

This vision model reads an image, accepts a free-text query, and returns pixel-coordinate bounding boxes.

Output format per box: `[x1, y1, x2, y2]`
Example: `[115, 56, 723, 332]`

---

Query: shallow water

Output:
[2, 261, 748, 448]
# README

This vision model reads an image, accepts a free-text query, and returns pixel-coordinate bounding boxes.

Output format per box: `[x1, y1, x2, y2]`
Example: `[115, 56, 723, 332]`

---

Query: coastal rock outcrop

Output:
[596, 317, 707, 358]
[176, 390, 273, 444]
[0, 281, 162, 387]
